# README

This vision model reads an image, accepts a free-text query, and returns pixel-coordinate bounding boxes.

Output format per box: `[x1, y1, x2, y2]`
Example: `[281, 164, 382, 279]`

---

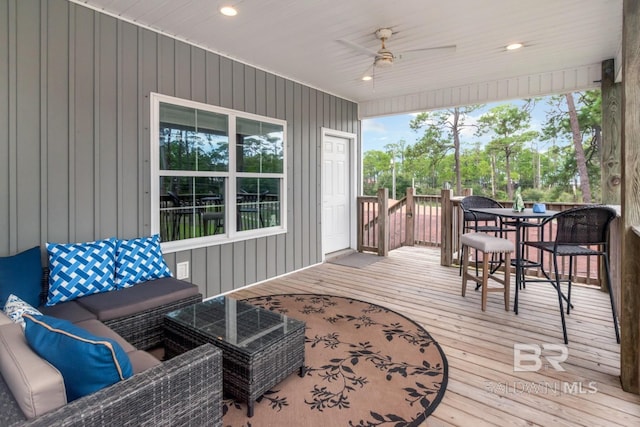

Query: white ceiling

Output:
[75, 0, 623, 115]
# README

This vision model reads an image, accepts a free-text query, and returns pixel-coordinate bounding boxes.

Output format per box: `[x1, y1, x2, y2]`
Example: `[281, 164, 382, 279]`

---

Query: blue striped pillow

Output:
[46, 238, 117, 306]
[115, 234, 172, 289]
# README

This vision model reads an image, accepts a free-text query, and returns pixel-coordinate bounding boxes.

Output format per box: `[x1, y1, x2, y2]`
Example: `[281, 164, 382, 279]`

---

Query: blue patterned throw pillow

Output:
[3, 294, 42, 329]
[115, 234, 172, 289]
[23, 313, 133, 401]
[46, 238, 117, 306]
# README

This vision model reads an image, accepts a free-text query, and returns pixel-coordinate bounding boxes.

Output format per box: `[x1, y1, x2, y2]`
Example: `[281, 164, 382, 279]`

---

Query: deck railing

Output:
[356, 187, 621, 317]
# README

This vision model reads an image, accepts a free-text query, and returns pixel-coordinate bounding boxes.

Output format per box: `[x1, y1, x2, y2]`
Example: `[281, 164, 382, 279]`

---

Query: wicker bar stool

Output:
[461, 233, 514, 311]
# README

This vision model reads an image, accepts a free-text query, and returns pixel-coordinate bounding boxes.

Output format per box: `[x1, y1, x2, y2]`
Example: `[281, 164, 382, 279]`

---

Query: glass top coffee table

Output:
[164, 296, 306, 417]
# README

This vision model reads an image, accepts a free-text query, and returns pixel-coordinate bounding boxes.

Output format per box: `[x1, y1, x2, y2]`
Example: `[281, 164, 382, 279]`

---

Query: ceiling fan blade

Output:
[396, 44, 456, 60]
[337, 39, 378, 58]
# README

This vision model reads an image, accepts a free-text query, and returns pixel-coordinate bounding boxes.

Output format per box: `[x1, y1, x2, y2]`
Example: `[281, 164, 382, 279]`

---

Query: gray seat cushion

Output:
[74, 319, 136, 354]
[127, 350, 162, 374]
[74, 320, 160, 374]
[75, 277, 200, 321]
[38, 301, 98, 323]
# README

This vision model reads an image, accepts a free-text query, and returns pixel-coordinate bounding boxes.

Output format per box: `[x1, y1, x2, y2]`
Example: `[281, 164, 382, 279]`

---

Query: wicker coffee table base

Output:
[164, 317, 305, 417]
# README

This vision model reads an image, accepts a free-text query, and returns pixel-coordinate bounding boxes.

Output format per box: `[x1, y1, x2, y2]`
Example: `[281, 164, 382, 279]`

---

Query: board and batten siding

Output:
[0, 0, 359, 297]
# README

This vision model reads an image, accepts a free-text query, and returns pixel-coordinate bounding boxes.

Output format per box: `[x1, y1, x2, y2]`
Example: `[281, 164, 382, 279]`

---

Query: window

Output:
[150, 94, 286, 251]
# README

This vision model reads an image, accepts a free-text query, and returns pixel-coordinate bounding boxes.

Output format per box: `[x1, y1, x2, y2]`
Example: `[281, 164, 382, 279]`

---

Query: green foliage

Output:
[521, 188, 545, 202]
[362, 91, 603, 202]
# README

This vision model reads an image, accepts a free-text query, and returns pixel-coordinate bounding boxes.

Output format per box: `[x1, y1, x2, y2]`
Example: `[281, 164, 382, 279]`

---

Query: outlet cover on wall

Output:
[176, 261, 189, 280]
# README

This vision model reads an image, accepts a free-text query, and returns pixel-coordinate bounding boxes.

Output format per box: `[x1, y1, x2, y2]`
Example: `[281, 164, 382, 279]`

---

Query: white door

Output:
[322, 134, 351, 255]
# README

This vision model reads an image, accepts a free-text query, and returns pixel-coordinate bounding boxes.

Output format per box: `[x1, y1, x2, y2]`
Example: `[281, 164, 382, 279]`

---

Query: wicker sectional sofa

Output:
[1, 344, 223, 427]
[0, 268, 223, 426]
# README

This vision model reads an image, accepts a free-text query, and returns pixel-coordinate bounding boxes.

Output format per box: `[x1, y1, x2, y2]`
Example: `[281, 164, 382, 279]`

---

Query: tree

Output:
[476, 105, 538, 199]
[541, 90, 601, 203]
[410, 106, 482, 195]
[362, 150, 393, 195]
[565, 93, 591, 202]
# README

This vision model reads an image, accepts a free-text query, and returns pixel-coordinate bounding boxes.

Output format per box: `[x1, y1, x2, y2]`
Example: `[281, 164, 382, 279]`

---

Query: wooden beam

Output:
[601, 58, 622, 205]
[377, 187, 389, 257]
[441, 188, 453, 266]
[357, 197, 363, 253]
[620, 0, 640, 395]
[601, 59, 622, 294]
[405, 187, 415, 246]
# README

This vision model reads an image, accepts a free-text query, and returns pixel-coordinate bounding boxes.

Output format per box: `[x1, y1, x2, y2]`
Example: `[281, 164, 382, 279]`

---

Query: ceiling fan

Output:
[338, 28, 456, 81]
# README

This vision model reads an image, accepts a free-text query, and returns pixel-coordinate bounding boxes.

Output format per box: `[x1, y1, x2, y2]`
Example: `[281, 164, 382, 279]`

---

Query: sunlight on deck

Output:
[229, 246, 640, 426]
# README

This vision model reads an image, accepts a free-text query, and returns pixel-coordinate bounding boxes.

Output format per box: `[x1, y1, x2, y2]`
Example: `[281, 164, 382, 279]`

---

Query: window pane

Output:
[236, 118, 284, 173]
[159, 176, 227, 241]
[236, 178, 281, 231]
[159, 103, 229, 172]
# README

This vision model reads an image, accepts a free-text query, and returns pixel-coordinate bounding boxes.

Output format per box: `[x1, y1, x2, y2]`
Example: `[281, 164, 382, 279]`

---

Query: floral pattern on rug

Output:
[222, 294, 448, 427]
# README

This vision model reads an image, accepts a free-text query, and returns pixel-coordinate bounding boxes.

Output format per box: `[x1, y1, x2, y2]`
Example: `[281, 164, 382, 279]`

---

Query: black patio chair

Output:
[522, 205, 620, 344]
[237, 190, 268, 231]
[168, 191, 202, 240]
[459, 196, 516, 278]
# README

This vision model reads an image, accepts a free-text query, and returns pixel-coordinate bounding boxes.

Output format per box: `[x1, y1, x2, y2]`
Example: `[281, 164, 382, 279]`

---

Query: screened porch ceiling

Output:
[74, 0, 623, 118]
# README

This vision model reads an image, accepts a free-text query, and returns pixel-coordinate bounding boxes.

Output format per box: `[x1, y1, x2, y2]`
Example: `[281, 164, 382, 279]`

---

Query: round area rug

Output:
[222, 294, 448, 427]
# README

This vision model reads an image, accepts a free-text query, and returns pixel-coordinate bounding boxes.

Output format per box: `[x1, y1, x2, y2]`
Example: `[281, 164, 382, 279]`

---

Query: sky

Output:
[362, 99, 552, 154]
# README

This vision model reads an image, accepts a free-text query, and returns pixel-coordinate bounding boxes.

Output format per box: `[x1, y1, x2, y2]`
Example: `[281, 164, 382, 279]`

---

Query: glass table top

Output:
[166, 296, 305, 355]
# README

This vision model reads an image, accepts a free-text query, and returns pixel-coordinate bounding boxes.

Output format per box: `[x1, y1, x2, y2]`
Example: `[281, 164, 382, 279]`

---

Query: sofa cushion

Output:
[3, 294, 42, 329]
[0, 311, 11, 326]
[0, 246, 42, 308]
[73, 320, 161, 374]
[127, 350, 162, 374]
[38, 300, 98, 323]
[23, 314, 133, 402]
[46, 238, 117, 306]
[74, 319, 136, 354]
[0, 323, 67, 419]
[115, 234, 172, 289]
[76, 277, 200, 321]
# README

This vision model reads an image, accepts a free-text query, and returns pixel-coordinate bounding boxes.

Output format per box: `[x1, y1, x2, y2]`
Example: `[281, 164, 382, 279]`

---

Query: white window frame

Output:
[150, 93, 287, 253]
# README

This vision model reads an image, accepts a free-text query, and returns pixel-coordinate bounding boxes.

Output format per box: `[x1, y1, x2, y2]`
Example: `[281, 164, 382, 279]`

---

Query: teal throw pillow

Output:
[0, 246, 42, 308]
[46, 238, 117, 306]
[23, 313, 133, 401]
[115, 234, 172, 289]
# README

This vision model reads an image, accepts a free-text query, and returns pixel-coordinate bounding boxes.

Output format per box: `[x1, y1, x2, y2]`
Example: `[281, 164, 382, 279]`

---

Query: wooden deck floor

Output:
[228, 246, 640, 426]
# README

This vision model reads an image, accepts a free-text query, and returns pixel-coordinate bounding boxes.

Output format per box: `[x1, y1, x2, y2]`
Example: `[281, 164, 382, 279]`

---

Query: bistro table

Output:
[468, 207, 559, 314]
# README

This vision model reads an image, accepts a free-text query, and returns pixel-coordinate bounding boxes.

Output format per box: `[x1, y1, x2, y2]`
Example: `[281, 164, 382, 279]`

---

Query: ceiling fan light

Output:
[220, 5, 238, 16]
[375, 57, 393, 68]
[362, 75, 373, 81]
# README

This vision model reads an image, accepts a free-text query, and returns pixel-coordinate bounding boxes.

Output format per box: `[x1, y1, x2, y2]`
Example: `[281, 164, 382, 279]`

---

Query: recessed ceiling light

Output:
[220, 6, 238, 16]
[506, 43, 523, 51]
[362, 75, 373, 81]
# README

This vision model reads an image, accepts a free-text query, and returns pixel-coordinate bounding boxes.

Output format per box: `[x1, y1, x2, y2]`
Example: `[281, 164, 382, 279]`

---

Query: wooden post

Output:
[620, 0, 640, 394]
[601, 59, 622, 293]
[601, 58, 622, 205]
[405, 187, 415, 246]
[456, 188, 473, 261]
[377, 188, 389, 257]
[357, 197, 363, 253]
[441, 188, 453, 266]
